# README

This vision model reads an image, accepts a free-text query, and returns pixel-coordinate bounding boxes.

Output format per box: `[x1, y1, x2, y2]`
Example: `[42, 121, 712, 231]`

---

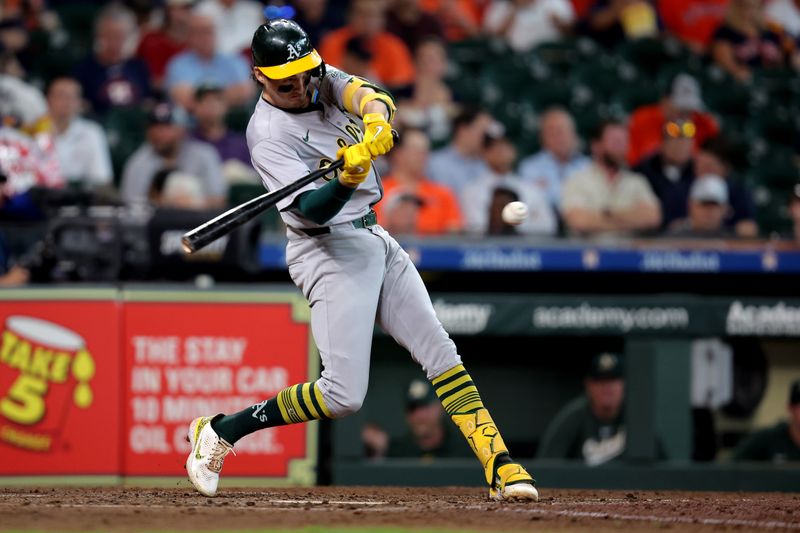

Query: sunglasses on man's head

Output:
[664, 120, 696, 139]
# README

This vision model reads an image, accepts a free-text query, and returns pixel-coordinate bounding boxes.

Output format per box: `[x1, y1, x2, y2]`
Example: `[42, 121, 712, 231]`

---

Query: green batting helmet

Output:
[251, 19, 323, 80]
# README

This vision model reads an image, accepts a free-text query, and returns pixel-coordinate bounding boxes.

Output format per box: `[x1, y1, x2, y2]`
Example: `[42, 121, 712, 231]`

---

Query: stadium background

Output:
[1, 0, 800, 505]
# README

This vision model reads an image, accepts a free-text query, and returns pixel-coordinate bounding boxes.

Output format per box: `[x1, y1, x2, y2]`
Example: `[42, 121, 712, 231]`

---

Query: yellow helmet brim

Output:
[257, 50, 322, 80]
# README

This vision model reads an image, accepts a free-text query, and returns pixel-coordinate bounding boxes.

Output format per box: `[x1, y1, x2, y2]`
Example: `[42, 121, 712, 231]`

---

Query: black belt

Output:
[297, 210, 377, 236]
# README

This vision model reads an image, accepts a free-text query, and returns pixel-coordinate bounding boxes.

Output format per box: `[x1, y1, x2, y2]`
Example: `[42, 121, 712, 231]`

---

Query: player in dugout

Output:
[184, 17, 539, 502]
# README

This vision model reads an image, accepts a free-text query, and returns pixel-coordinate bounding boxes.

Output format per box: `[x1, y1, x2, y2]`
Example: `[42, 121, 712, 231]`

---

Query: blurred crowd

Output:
[2, 0, 800, 274]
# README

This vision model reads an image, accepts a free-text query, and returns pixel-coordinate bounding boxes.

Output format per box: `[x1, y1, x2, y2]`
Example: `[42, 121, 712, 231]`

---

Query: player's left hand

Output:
[362, 113, 394, 157]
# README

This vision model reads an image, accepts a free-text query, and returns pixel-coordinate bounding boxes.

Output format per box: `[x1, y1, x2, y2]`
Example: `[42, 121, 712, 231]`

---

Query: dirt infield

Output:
[1, 486, 798, 532]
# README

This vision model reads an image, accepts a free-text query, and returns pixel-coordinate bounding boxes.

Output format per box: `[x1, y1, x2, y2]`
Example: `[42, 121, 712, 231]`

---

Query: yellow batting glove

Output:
[362, 113, 394, 157]
[336, 143, 372, 187]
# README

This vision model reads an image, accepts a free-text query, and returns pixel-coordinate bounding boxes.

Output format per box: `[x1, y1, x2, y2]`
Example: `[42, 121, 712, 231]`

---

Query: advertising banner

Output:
[431, 295, 800, 338]
[122, 291, 317, 484]
[0, 294, 121, 475]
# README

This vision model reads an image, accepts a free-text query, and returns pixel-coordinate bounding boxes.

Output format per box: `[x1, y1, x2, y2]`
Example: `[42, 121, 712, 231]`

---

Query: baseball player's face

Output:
[585, 378, 624, 422]
[257, 69, 312, 109]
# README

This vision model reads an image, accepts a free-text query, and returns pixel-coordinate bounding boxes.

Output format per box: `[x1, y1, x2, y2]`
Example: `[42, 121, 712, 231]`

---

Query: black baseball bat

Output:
[181, 159, 344, 254]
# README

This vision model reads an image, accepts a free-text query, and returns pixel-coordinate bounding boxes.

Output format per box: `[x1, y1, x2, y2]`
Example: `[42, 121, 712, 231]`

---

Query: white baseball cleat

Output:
[489, 463, 540, 502]
[186, 416, 234, 497]
[494, 482, 540, 502]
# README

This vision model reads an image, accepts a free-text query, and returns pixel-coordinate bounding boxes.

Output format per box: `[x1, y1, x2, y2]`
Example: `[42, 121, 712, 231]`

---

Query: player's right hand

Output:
[336, 143, 372, 187]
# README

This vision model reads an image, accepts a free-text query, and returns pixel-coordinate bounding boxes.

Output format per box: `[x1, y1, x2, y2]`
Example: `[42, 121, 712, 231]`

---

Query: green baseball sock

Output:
[211, 381, 331, 444]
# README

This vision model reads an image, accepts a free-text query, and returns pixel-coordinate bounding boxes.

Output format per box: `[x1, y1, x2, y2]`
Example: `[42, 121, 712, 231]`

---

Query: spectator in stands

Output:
[427, 107, 492, 192]
[375, 128, 463, 235]
[387, 0, 445, 52]
[191, 84, 250, 167]
[578, 0, 660, 49]
[73, 4, 152, 116]
[695, 135, 757, 237]
[164, 10, 253, 111]
[319, 0, 415, 92]
[790, 184, 800, 243]
[633, 119, 697, 229]
[461, 131, 556, 236]
[628, 73, 719, 167]
[136, 0, 192, 89]
[339, 36, 378, 79]
[519, 107, 590, 209]
[45, 77, 113, 190]
[732, 378, 800, 462]
[483, 0, 576, 53]
[561, 120, 661, 236]
[362, 378, 472, 459]
[195, 0, 265, 56]
[419, 0, 484, 41]
[121, 102, 226, 208]
[395, 37, 456, 146]
[293, 0, 348, 47]
[766, 0, 800, 38]
[668, 175, 732, 238]
[0, 117, 63, 221]
[711, 0, 793, 84]
[538, 353, 629, 465]
[658, 0, 729, 54]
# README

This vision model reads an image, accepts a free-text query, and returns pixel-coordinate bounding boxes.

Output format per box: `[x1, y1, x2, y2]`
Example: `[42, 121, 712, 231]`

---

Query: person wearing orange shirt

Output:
[376, 128, 463, 235]
[627, 73, 719, 167]
[658, 0, 729, 54]
[319, 0, 415, 91]
[419, 0, 485, 41]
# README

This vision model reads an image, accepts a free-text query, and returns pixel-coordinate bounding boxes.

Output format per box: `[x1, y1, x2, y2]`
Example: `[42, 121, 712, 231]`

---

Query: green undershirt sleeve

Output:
[294, 178, 356, 225]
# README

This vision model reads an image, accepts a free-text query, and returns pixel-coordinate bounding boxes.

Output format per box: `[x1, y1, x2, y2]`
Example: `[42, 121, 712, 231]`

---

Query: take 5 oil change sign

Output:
[0, 300, 122, 474]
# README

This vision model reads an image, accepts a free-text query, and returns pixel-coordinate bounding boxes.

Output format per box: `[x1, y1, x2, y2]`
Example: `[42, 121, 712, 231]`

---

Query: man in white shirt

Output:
[196, 0, 266, 55]
[519, 107, 590, 208]
[462, 132, 556, 236]
[561, 120, 661, 236]
[484, 0, 575, 52]
[46, 77, 113, 188]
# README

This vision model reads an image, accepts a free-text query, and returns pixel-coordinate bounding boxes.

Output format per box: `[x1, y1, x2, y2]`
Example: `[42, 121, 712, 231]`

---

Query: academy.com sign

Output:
[726, 301, 800, 336]
[533, 303, 690, 333]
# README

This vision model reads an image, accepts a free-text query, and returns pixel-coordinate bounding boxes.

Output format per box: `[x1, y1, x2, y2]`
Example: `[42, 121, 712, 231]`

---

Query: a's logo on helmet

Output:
[286, 43, 303, 60]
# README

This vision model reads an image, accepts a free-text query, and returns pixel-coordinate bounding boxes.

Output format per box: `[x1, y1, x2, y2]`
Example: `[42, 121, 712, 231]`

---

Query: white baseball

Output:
[501, 201, 528, 225]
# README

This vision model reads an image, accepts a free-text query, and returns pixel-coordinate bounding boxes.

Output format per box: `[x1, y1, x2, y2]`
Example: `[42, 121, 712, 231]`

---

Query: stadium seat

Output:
[700, 66, 753, 117]
[746, 145, 800, 189]
[103, 106, 148, 184]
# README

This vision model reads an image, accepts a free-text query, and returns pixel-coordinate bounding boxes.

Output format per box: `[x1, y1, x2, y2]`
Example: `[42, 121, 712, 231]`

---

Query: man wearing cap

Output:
[121, 102, 226, 207]
[385, 379, 474, 458]
[732, 379, 800, 463]
[627, 73, 719, 167]
[538, 353, 628, 465]
[668, 175, 731, 238]
[695, 135, 758, 237]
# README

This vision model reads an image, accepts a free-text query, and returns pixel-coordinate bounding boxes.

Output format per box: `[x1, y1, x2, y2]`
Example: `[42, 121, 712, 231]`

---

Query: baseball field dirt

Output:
[1, 486, 798, 532]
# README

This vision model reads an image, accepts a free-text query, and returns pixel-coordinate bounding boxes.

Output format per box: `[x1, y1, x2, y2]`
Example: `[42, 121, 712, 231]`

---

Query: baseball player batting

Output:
[185, 18, 538, 503]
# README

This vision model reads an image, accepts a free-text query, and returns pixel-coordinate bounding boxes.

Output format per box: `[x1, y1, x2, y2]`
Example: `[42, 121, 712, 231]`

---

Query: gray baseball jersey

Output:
[247, 66, 461, 417]
[246, 66, 382, 229]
